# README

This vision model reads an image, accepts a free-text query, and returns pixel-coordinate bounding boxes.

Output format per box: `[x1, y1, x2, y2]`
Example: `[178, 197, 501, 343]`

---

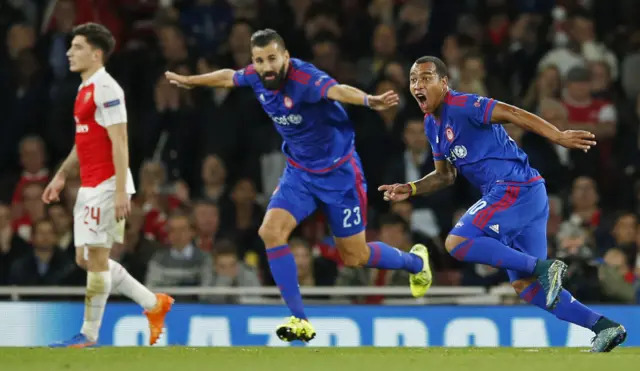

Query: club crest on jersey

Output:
[83, 92, 92, 103]
[284, 96, 293, 109]
[445, 127, 455, 142]
[474, 97, 482, 107]
[445, 145, 468, 163]
[453, 145, 467, 159]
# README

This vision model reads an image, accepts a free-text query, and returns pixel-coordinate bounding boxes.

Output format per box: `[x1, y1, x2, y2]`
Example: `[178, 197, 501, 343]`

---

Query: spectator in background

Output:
[304, 3, 341, 42]
[192, 200, 220, 252]
[441, 34, 475, 90]
[598, 248, 637, 303]
[13, 182, 45, 241]
[562, 66, 616, 143]
[198, 155, 228, 203]
[0, 203, 29, 284]
[179, 0, 233, 56]
[356, 23, 399, 88]
[47, 204, 73, 255]
[556, 221, 601, 303]
[11, 136, 49, 217]
[41, 0, 75, 82]
[8, 219, 74, 286]
[354, 79, 405, 208]
[502, 13, 548, 100]
[520, 99, 570, 194]
[521, 66, 562, 113]
[458, 53, 511, 103]
[621, 30, 640, 101]
[145, 213, 212, 289]
[568, 176, 602, 231]
[290, 237, 336, 288]
[385, 118, 453, 238]
[203, 239, 261, 304]
[547, 195, 564, 256]
[606, 212, 638, 264]
[561, 67, 611, 181]
[389, 200, 445, 270]
[219, 20, 253, 69]
[111, 204, 165, 284]
[336, 214, 412, 304]
[396, 0, 431, 60]
[221, 178, 264, 262]
[157, 23, 191, 70]
[310, 34, 340, 78]
[148, 66, 198, 187]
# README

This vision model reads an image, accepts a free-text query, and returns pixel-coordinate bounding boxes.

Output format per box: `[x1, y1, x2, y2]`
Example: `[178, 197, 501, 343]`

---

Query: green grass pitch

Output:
[1, 347, 638, 371]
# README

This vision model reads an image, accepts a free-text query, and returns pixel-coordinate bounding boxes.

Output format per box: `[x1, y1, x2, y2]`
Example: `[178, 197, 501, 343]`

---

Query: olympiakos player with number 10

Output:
[42, 23, 173, 348]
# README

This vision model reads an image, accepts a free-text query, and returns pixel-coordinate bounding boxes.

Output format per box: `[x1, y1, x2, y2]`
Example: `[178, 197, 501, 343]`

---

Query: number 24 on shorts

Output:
[343, 207, 362, 228]
[84, 206, 101, 225]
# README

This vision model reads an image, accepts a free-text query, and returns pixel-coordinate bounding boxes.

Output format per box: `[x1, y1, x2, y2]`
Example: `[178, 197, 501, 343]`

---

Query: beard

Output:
[259, 65, 287, 90]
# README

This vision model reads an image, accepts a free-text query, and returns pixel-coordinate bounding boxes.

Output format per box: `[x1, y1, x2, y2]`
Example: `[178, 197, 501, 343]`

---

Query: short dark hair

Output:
[250, 29, 286, 50]
[71, 22, 116, 60]
[32, 218, 54, 235]
[378, 213, 410, 233]
[414, 56, 449, 78]
[213, 239, 238, 257]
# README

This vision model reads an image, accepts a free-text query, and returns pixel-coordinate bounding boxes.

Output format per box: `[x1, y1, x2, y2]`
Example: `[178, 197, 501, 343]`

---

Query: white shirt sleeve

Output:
[93, 82, 127, 127]
[598, 104, 617, 123]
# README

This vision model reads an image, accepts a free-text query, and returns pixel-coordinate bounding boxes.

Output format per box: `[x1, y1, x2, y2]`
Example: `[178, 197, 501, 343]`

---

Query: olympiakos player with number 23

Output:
[42, 23, 173, 348]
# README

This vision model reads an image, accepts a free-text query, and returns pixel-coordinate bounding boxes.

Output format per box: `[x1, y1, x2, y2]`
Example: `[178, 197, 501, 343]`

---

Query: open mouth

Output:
[415, 93, 427, 109]
[264, 74, 276, 81]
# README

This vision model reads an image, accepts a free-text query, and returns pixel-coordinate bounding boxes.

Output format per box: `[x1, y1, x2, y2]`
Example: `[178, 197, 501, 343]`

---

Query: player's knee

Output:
[511, 277, 537, 295]
[444, 234, 467, 254]
[85, 246, 110, 272]
[259, 223, 288, 247]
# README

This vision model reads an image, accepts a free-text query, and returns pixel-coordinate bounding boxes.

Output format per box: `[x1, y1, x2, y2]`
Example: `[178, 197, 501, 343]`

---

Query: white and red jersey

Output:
[562, 97, 617, 126]
[74, 67, 135, 193]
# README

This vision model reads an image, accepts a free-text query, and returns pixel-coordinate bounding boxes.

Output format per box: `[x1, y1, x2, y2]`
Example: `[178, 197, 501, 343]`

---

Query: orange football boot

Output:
[144, 293, 174, 345]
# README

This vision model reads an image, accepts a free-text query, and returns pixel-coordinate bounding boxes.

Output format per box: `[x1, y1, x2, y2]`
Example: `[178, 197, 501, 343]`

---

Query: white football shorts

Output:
[73, 187, 130, 248]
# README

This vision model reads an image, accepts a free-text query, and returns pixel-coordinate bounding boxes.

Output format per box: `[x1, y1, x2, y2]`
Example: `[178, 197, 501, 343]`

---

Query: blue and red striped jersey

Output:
[424, 90, 542, 195]
[233, 58, 354, 173]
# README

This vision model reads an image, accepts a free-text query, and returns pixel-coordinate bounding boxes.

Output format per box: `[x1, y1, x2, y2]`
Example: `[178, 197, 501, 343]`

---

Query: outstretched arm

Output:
[326, 84, 399, 111]
[379, 160, 456, 201]
[491, 102, 596, 151]
[165, 69, 236, 89]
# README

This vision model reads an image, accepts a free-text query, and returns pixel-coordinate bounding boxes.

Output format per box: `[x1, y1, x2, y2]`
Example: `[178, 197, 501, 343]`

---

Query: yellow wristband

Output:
[408, 182, 417, 196]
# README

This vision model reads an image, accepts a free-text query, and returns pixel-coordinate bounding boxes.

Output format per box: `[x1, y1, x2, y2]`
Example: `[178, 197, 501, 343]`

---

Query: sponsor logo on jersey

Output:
[445, 127, 455, 142]
[83, 92, 92, 103]
[76, 124, 89, 133]
[271, 114, 303, 126]
[103, 99, 121, 108]
[284, 96, 293, 109]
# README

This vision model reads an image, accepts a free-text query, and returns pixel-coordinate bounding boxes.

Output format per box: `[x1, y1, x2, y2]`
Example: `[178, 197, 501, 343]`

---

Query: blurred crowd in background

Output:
[1, 0, 640, 305]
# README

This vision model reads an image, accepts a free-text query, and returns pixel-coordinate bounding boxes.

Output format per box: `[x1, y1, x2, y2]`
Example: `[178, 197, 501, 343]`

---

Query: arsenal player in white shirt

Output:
[42, 23, 173, 348]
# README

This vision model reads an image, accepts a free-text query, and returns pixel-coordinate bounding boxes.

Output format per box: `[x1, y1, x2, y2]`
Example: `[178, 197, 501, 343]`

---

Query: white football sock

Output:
[109, 259, 158, 311]
[80, 271, 111, 342]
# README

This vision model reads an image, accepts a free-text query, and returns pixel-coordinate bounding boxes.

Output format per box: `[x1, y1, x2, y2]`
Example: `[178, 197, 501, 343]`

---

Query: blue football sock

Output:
[450, 237, 537, 274]
[366, 242, 423, 274]
[267, 245, 306, 320]
[520, 282, 602, 330]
